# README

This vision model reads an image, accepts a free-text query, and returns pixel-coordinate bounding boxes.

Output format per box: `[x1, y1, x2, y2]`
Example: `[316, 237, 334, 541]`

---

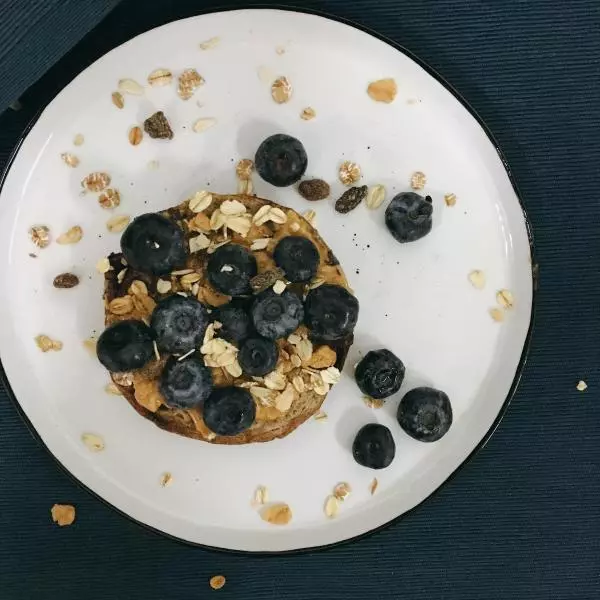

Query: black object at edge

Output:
[0, 4, 538, 556]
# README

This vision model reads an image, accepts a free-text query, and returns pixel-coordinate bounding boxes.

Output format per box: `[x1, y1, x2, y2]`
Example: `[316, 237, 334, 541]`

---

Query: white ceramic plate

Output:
[0, 9, 533, 552]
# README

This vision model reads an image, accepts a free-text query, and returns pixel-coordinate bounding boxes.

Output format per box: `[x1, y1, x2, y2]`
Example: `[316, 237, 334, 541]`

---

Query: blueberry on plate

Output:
[255, 134, 308, 187]
[211, 303, 253, 344]
[207, 243, 257, 296]
[385, 192, 433, 243]
[97, 319, 154, 372]
[203, 386, 256, 436]
[273, 236, 320, 283]
[159, 356, 213, 409]
[238, 337, 279, 376]
[151, 295, 209, 354]
[352, 424, 396, 469]
[397, 387, 452, 442]
[355, 349, 405, 400]
[121, 213, 187, 275]
[304, 284, 359, 341]
[251, 289, 304, 340]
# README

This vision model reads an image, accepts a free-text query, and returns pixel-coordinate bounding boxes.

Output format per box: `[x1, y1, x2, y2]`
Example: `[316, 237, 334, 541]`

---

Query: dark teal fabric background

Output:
[0, 1, 599, 598]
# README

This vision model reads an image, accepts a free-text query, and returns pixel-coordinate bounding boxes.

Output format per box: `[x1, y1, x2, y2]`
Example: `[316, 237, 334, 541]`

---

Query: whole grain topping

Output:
[199, 37, 220, 50]
[111, 91, 125, 109]
[144, 111, 174, 139]
[118, 78, 144, 95]
[128, 126, 143, 146]
[576, 380, 588, 391]
[147, 68, 173, 86]
[324, 495, 339, 518]
[160, 472, 173, 487]
[366, 184, 386, 210]
[369, 478, 379, 495]
[489, 307, 504, 322]
[339, 161, 361, 186]
[236, 159, 254, 180]
[107, 215, 131, 233]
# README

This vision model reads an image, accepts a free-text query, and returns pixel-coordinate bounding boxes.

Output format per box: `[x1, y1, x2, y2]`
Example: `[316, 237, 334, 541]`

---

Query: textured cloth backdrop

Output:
[0, 1, 599, 599]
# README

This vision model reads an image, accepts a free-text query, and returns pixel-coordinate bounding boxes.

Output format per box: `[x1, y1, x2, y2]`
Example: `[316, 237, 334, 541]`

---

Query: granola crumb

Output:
[106, 215, 131, 233]
[367, 78, 397, 103]
[444, 193, 457, 207]
[81, 172, 111, 192]
[160, 472, 173, 487]
[489, 307, 505, 322]
[98, 188, 121, 209]
[333, 482, 352, 502]
[61, 152, 79, 167]
[324, 495, 339, 519]
[496, 289, 515, 309]
[178, 69, 204, 100]
[300, 106, 316, 120]
[144, 111, 174, 139]
[260, 503, 292, 525]
[35, 334, 63, 352]
[29, 225, 50, 248]
[81, 432, 105, 452]
[209, 575, 226, 590]
[236, 159, 254, 180]
[339, 161, 361, 186]
[128, 126, 143, 146]
[468, 270, 486, 290]
[57, 225, 83, 245]
[271, 76, 292, 103]
[576, 380, 588, 392]
[51, 504, 76, 526]
[410, 171, 426, 190]
[369, 478, 378, 495]
[252, 485, 269, 506]
[363, 396, 384, 409]
[147, 68, 173, 86]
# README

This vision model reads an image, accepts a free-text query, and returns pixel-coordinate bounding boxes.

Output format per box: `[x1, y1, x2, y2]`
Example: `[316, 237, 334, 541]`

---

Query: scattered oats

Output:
[57, 225, 83, 245]
[290, 222, 300, 232]
[303, 209, 316, 225]
[96, 257, 112, 273]
[81, 432, 105, 452]
[321, 366, 341, 385]
[252, 485, 269, 506]
[118, 78, 144, 95]
[290, 354, 302, 368]
[105, 382, 122, 395]
[269, 207, 287, 224]
[366, 184, 386, 210]
[172, 269, 194, 276]
[292, 375, 305, 394]
[210, 209, 226, 230]
[189, 190, 213, 213]
[314, 411, 328, 422]
[83, 338, 97, 354]
[275, 45, 286, 55]
[199, 36, 220, 50]
[109, 296, 134, 315]
[324, 495, 339, 519]
[410, 171, 426, 190]
[221, 199, 247, 216]
[51, 504, 75, 526]
[236, 159, 254, 180]
[53, 273, 79, 289]
[468, 270, 486, 290]
[81, 171, 111, 192]
[153, 340, 161, 361]
[261, 503, 292, 525]
[98, 188, 121, 209]
[107, 215, 131, 233]
[160, 472, 173, 487]
[296, 339, 313, 362]
[237, 178, 254, 195]
[496, 289, 515, 309]
[128, 280, 148, 297]
[364, 396, 385, 409]
[300, 106, 316, 120]
[369, 478, 379, 495]
[61, 152, 79, 167]
[209, 576, 226, 591]
[29, 225, 50, 248]
[128, 126, 143, 146]
[117, 268, 127, 284]
[250, 386, 276, 405]
[189, 233, 211, 253]
[35, 335, 63, 352]
[339, 161, 361, 186]
[192, 117, 217, 133]
[264, 371, 287, 391]
[73, 133, 84, 146]
[489, 307, 505, 322]
[271, 76, 292, 103]
[288, 333, 301, 345]
[191, 282, 200, 296]
[181, 272, 202, 286]
[275, 384, 296, 412]
[576, 380, 588, 392]
[111, 91, 125, 109]
[207, 239, 230, 254]
[308, 277, 325, 289]
[444, 193, 457, 207]
[147, 68, 173, 86]
[367, 78, 398, 103]
[147, 159, 160, 170]
[250, 238, 270, 251]
[273, 280, 286, 295]
[334, 482, 352, 502]
[224, 358, 243, 378]
[144, 111, 173, 139]
[178, 68, 204, 100]
[313, 378, 330, 396]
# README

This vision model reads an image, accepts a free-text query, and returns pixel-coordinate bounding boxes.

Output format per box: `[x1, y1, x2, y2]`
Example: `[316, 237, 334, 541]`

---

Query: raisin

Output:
[335, 185, 368, 214]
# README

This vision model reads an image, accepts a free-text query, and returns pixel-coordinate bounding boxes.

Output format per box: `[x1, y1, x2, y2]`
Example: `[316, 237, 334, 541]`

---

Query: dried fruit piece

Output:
[260, 503, 292, 525]
[35, 335, 63, 352]
[335, 185, 368, 214]
[324, 495, 339, 518]
[468, 270, 486, 290]
[410, 171, 426, 190]
[339, 161, 361, 186]
[53, 273, 79, 288]
[29, 225, 50, 248]
[369, 478, 379, 495]
[496, 289, 514, 309]
[193, 117, 217, 133]
[209, 576, 226, 590]
[250, 267, 285, 294]
[300, 107, 316, 120]
[81, 172, 111, 192]
[144, 111, 174, 139]
[298, 179, 330, 201]
[199, 37, 220, 50]
[271, 76, 292, 103]
[107, 215, 131, 233]
[333, 482, 352, 502]
[147, 68, 173, 86]
[444, 193, 457, 207]
[118, 78, 144, 95]
[236, 159, 254, 180]
[178, 68, 204, 100]
[51, 504, 76, 526]
[61, 152, 79, 167]
[160, 472, 173, 487]
[489, 307, 504, 322]
[98, 188, 121, 209]
[111, 91, 124, 109]
[366, 184, 386, 210]
[576, 380, 588, 392]
[128, 126, 143, 146]
[73, 133, 84, 146]
[81, 432, 105, 452]
[367, 78, 397, 103]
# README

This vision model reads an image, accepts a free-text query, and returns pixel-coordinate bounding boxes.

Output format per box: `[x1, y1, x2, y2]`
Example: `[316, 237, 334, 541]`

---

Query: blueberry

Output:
[255, 134, 308, 187]
[151, 295, 209, 354]
[304, 284, 359, 341]
[385, 192, 433, 243]
[207, 244, 257, 296]
[352, 424, 396, 469]
[251, 289, 304, 340]
[397, 387, 452, 442]
[355, 349, 405, 400]
[121, 213, 187, 275]
[273, 236, 320, 283]
[97, 320, 154, 372]
[211, 303, 253, 344]
[159, 356, 213, 409]
[203, 386, 256, 436]
[238, 337, 279, 376]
